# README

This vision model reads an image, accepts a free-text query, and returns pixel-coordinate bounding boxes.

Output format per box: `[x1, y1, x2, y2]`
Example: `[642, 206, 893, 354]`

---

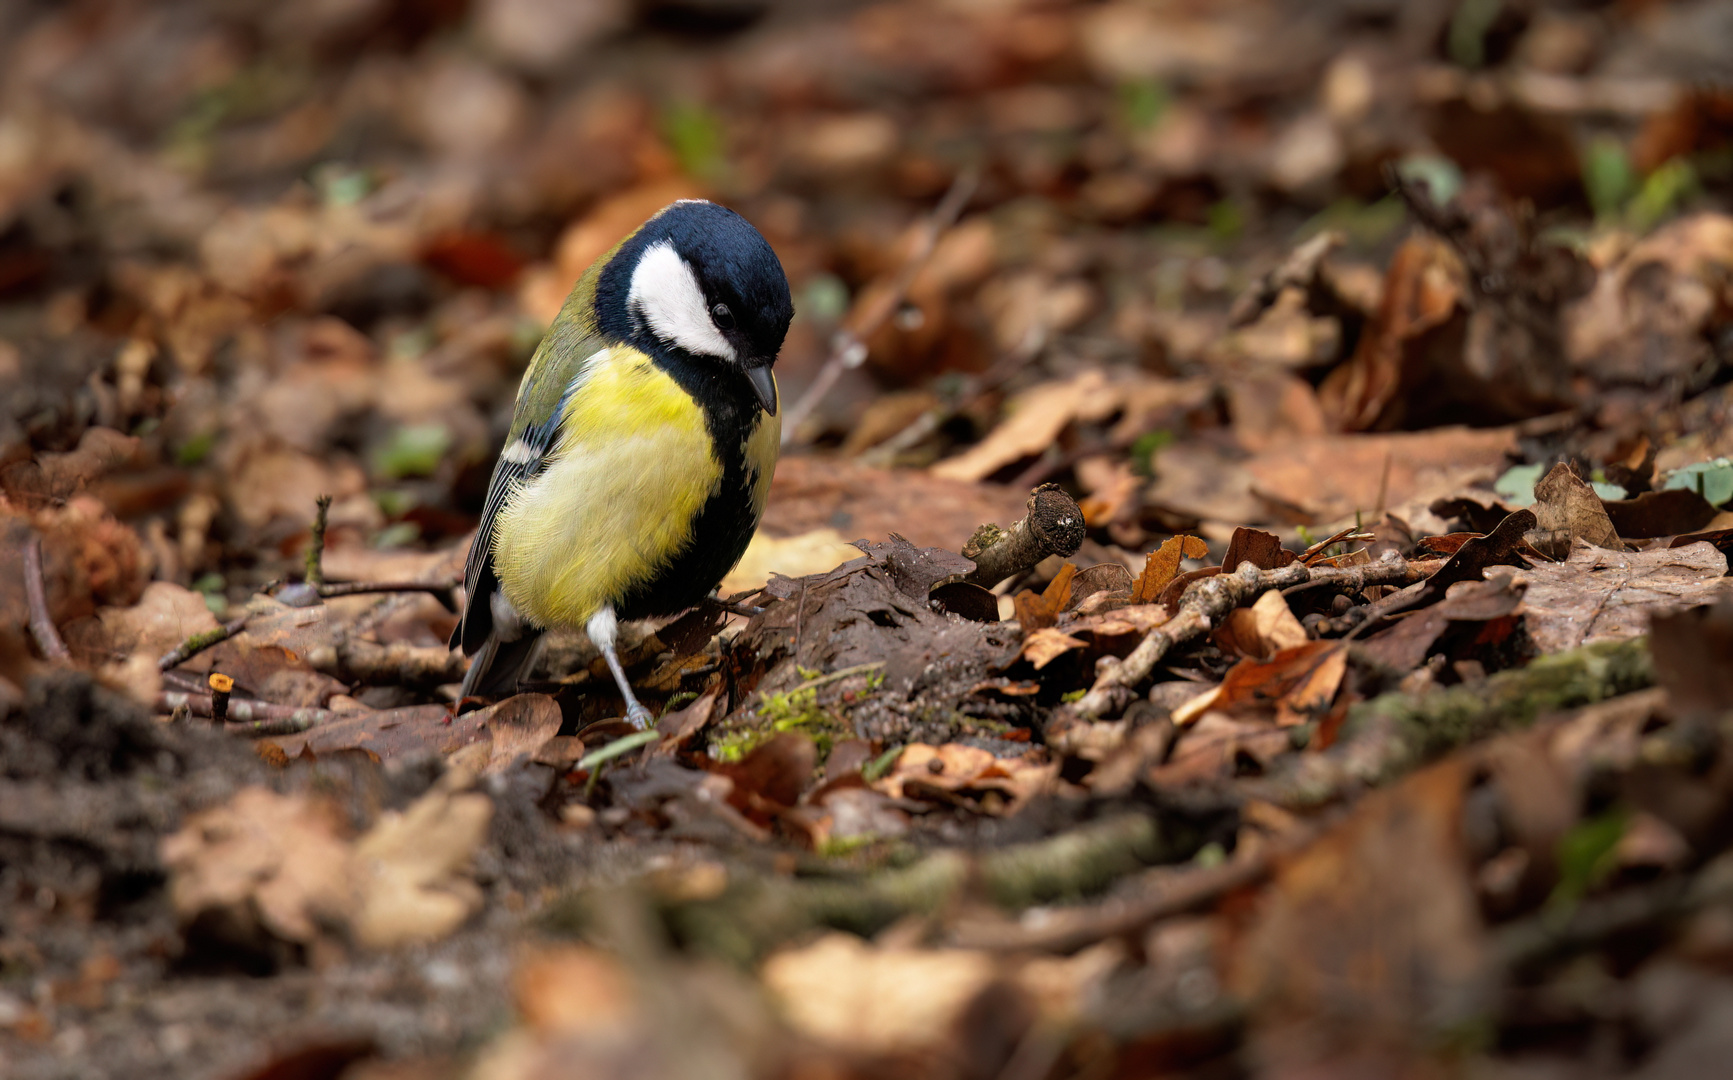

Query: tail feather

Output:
[458, 629, 545, 700]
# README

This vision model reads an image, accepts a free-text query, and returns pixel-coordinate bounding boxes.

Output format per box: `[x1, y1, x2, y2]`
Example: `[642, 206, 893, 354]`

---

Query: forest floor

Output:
[3, 1, 1733, 1078]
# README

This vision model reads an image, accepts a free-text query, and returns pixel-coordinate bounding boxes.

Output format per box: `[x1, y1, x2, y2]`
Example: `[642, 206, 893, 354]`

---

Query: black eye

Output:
[711, 303, 735, 331]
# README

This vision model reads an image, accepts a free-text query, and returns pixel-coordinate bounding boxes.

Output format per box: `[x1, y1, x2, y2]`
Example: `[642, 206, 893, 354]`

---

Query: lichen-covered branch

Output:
[1253, 636, 1655, 810]
[157, 615, 251, 672]
[963, 483, 1086, 589]
[548, 813, 1192, 964]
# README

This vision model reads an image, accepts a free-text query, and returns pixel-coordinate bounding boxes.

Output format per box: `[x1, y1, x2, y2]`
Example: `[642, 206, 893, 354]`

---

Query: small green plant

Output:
[1546, 808, 1629, 920]
[661, 100, 726, 182]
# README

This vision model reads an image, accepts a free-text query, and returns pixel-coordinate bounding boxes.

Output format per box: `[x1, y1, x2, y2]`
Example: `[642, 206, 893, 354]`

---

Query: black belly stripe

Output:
[613, 345, 769, 621]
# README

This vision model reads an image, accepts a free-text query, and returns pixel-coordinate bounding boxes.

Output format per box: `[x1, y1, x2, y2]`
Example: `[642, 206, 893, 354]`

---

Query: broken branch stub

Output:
[962, 484, 1085, 589]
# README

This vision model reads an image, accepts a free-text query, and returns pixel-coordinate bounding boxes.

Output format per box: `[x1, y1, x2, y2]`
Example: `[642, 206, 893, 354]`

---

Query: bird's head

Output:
[593, 200, 793, 415]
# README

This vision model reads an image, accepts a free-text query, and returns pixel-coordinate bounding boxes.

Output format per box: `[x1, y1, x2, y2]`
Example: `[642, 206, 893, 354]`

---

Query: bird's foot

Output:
[624, 701, 654, 730]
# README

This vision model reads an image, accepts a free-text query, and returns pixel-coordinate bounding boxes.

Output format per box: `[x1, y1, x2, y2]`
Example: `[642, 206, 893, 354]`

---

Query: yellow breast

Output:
[492, 347, 720, 627]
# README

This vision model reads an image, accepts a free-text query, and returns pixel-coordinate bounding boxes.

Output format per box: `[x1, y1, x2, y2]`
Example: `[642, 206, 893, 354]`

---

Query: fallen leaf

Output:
[1218, 589, 1309, 660]
[350, 775, 493, 949]
[1243, 427, 1518, 525]
[1234, 758, 1489, 1050]
[874, 743, 1054, 809]
[1133, 534, 1209, 603]
[720, 527, 865, 597]
[762, 933, 996, 1053]
[1222, 527, 1296, 571]
[1022, 627, 1088, 669]
[162, 787, 358, 948]
[1533, 461, 1624, 551]
[1012, 563, 1076, 631]
[1520, 540, 1731, 653]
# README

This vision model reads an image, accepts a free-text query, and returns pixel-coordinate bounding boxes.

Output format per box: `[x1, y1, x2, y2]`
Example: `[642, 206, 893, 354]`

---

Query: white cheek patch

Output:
[628, 239, 736, 361]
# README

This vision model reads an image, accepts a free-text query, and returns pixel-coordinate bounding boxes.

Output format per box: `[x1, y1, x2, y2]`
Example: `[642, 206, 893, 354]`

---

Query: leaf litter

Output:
[5, 2, 1733, 1079]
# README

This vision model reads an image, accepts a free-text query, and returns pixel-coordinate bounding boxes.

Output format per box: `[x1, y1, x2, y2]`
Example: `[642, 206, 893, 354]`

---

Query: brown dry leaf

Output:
[1318, 233, 1463, 432]
[1602, 488, 1720, 540]
[1222, 526, 1296, 571]
[1227, 372, 1331, 454]
[73, 581, 219, 668]
[285, 695, 558, 765]
[1234, 758, 1489, 1052]
[519, 178, 705, 324]
[1063, 562, 1134, 612]
[933, 370, 1207, 484]
[1533, 461, 1624, 551]
[1244, 427, 1517, 525]
[1567, 212, 1733, 385]
[762, 934, 996, 1054]
[1520, 540, 1731, 653]
[1076, 456, 1142, 526]
[1172, 640, 1345, 727]
[1359, 573, 1527, 673]
[1133, 534, 1209, 604]
[350, 775, 493, 949]
[874, 743, 1054, 808]
[0, 426, 142, 508]
[1021, 627, 1088, 669]
[35, 496, 150, 622]
[1219, 590, 1309, 661]
[1012, 562, 1076, 631]
[225, 447, 368, 529]
[1649, 598, 1733, 719]
[162, 787, 359, 947]
[760, 456, 1029, 554]
[720, 528, 864, 597]
[932, 369, 1109, 482]
[513, 945, 639, 1039]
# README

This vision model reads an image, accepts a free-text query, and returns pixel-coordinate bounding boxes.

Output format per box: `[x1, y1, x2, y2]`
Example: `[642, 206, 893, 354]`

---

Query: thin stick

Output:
[781, 168, 979, 445]
[23, 534, 69, 662]
[1075, 555, 1442, 719]
[304, 494, 332, 588]
[158, 615, 250, 672]
[316, 580, 460, 611]
[157, 690, 334, 734]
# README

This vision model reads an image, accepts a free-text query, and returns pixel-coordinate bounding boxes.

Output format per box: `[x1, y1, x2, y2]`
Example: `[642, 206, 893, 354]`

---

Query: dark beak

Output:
[744, 363, 778, 416]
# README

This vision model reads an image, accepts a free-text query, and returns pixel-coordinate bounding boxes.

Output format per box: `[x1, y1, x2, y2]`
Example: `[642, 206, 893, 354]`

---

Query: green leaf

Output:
[1547, 807, 1628, 916]
[1118, 79, 1169, 132]
[1662, 458, 1733, 508]
[1493, 463, 1545, 507]
[1583, 137, 1635, 221]
[373, 424, 450, 480]
[661, 100, 726, 182]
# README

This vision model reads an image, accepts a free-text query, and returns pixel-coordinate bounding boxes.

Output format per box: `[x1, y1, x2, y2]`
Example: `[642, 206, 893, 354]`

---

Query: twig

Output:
[303, 637, 468, 687]
[1075, 555, 1441, 719]
[22, 534, 69, 662]
[781, 168, 979, 445]
[158, 615, 250, 671]
[314, 580, 460, 611]
[304, 494, 333, 588]
[946, 844, 1289, 952]
[157, 690, 335, 734]
[962, 484, 1086, 589]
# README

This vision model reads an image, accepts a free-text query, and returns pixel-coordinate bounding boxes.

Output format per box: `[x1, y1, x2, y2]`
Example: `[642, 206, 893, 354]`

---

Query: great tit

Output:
[451, 200, 792, 726]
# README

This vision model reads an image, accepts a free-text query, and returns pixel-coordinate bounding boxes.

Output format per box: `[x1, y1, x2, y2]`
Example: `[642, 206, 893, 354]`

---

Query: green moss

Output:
[710, 663, 886, 763]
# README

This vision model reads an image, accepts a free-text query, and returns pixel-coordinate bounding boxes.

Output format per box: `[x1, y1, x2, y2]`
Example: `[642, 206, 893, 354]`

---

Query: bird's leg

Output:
[586, 606, 653, 729]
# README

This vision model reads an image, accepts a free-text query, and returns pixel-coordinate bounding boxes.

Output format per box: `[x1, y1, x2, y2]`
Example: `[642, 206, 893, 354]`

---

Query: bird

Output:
[450, 199, 792, 727]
